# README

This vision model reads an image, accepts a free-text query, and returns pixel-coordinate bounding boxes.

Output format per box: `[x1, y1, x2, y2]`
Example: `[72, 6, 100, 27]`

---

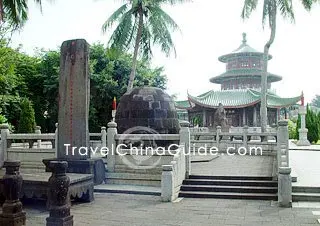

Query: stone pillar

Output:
[277, 121, 289, 173]
[278, 167, 292, 207]
[54, 123, 58, 151]
[161, 165, 174, 202]
[43, 39, 103, 186]
[57, 39, 90, 160]
[46, 161, 73, 226]
[253, 106, 257, 127]
[202, 110, 207, 127]
[101, 126, 107, 148]
[0, 124, 9, 167]
[0, 160, 26, 226]
[107, 121, 117, 172]
[35, 126, 42, 148]
[297, 106, 310, 146]
[180, 121, 190, 177]
[243, 125, 248, 150]
[242, 108, 246, 126]
[216, 126, 221, 149]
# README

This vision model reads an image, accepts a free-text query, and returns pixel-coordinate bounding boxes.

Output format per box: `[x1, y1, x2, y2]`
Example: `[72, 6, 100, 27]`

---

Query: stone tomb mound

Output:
[108, 87, 181, 186]
[116, 86, 180, 148]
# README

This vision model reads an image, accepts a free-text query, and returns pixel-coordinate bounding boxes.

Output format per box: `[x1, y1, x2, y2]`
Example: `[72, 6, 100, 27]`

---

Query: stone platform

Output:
[191, 154, 273, 176]
[0, 170, 94, 205]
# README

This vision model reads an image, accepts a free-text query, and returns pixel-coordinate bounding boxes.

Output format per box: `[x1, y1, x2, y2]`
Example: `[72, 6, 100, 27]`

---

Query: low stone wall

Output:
[7, 148, 56, 171]
[161, 147, 187, 202]
[0, 124, 107, 171]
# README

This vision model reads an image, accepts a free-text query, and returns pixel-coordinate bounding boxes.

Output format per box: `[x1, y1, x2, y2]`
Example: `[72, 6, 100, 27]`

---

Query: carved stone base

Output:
[43, 158, 105, 185]
[297, 128, 310, 146]
[0, 211, 26, 226]
[46, 215, 73, 226]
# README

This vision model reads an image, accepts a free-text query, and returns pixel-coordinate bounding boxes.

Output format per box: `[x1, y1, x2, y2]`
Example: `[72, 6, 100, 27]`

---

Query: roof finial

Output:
[242, 32, 247, 44]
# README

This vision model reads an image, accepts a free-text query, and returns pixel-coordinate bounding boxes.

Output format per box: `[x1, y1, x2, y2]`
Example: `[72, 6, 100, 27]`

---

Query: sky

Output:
[11, 0, 320, 103]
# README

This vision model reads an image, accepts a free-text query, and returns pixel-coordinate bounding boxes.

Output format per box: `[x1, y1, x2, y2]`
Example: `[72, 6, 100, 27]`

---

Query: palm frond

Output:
[153, 0, 191, 5]
[3, 0, 28, 26]
[300, 0, 319, 11]
[108, 9, 135, 52]
[148, 6, 176, 57]
[102, 3, 129, 33]
[241, 0, 258, 19]
[276, 0, 295, 22]
[140, 24, 152, 59]
[262, 0, 271, 27]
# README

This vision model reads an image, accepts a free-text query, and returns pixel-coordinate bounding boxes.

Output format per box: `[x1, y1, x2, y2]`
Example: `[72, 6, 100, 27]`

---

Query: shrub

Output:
[17, 98, 36, 133]
[288, 119, 296, 139]
[306, 105, 319, 144]
[0, 114, 7, 124]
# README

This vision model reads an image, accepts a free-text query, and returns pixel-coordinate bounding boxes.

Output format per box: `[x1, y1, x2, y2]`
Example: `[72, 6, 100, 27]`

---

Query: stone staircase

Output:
[105, 164, 161, 186]
[179, 175, 277, 200]
[292, 186, 320, 202]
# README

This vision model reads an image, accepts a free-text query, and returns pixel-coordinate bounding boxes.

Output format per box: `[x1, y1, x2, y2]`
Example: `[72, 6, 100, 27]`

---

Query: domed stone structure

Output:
[115, 87, 180, 137]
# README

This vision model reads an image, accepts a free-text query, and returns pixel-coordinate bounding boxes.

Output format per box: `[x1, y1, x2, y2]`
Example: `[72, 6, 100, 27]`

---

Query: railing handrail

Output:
[6, 132, 103, 140]
[7, 133, 55, 140]
[114, 134, 180, 141]
[191, 131, 277, 137]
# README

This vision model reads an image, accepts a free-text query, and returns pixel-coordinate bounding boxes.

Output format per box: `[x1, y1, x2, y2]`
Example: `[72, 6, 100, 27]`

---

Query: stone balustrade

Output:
[190, 126, 278, 155]
[0, 124, 107, 170]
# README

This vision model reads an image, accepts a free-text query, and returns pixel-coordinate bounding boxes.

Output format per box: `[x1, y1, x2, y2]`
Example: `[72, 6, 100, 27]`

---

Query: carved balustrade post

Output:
[46, 161, 73, 226]
[0, 160, 26, 226]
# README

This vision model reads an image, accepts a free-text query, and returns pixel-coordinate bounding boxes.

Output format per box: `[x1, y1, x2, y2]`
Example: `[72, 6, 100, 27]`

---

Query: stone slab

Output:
[0, 170, 94, 204]
[43, 158, 105, 185]
[58, 39, 90, 160]
[22, 193, 320, 225]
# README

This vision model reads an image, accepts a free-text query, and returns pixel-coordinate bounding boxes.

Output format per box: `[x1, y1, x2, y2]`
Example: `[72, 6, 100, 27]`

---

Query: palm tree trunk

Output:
[261, 7, 277, 133]
[0, 0, 3, 22]
[127, 7, 144, 93]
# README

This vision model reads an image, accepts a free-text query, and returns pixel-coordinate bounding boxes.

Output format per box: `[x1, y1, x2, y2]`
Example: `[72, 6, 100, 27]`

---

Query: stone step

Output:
[292, 186, 320, 193]
[179, 191, 277, 200]
[105, 173, 161, 187]
[292, 192, 320, 202]
[183, 179, 277, 187]
[106, 179, 160, 187]
[106, 173, 161, 180]
[94, 184, 160, 196]
[180, 184, 277, 193]
[189, 175, 273, 181]
[113, 165, 162, 174]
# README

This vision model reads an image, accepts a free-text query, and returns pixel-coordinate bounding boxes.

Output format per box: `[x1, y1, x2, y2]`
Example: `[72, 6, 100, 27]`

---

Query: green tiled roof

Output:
[218, 33, 272, 63]
[175, 100, 191, 109]
[175, 89, 301, 109]
[210, 70, 282, 84]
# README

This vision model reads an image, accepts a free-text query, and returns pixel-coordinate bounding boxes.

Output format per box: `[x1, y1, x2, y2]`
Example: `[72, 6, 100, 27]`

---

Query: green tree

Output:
[306, 105, 319, 143]
[89, 43, 167, 131]
[311, 95, 320, 108]
[17, 98, 36, 133]
[241, 0, 318, 132]
[102, 0, 186, 92]
[288, 119, 296, 139]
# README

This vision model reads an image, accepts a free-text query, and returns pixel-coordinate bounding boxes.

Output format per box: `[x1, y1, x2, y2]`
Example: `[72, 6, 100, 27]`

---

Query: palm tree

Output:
[241, 0, 318, 132]
[0, 0, 43, 27]
[102, 0, 187, 92]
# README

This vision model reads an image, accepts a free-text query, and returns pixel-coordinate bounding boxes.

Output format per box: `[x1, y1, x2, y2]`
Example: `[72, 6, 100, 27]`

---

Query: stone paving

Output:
[290, 150, 320, 187]
[22, 193, 320, 226]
